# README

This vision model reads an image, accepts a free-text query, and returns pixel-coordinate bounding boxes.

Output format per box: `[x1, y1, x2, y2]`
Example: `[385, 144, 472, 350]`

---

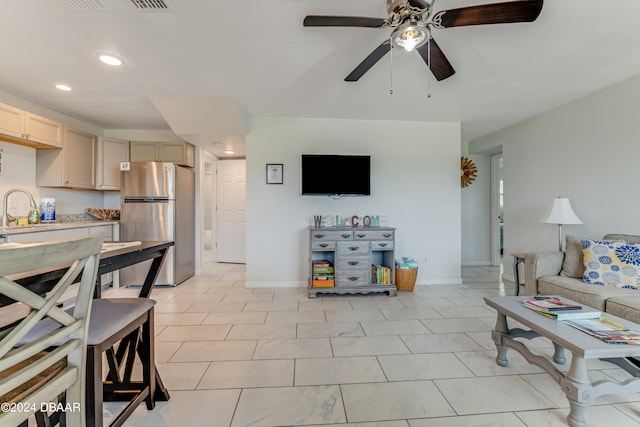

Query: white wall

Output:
[246, 117, 462, 287]
[471, 74, 640, 258]
[460, 153, 492, 265]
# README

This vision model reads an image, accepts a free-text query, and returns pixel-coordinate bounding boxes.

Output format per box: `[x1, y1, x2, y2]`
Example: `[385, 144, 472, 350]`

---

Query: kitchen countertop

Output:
[0, 220, 119, 235]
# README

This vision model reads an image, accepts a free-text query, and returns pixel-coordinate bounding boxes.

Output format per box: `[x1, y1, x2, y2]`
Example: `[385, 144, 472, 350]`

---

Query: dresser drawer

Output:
[311, 230, 353, 241]
[371, 240, 394, 250]
[337, 241, 370, 256]
[337, 256, 369, 270]
[336, 271, 370, 287]
[311, 241, 335, 250]
[353, 230, 394, 240]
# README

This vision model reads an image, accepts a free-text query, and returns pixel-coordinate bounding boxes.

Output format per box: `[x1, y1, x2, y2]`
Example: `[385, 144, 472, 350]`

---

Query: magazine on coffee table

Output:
[565, 317, 640, 344]
[522, 298, 601, 321]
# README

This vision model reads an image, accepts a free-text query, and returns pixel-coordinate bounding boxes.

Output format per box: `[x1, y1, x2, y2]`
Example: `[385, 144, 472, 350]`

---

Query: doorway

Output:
[203, 152, 217, 263]
[490, 154, 504, 266]
[216, 159, 246, 263]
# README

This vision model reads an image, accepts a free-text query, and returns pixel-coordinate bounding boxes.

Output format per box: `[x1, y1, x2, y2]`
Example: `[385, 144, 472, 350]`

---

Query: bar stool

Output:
[85, 298, 156, 427]
[0, 236, 103, 427]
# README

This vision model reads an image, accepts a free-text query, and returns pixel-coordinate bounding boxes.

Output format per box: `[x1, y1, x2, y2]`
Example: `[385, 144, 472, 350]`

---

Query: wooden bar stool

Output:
[84, 298, 156, 427]
[0, 236, 103, 427]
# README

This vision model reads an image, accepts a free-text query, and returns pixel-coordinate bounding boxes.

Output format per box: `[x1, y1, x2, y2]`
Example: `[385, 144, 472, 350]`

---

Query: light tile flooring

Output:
[98, 263, 640, 427]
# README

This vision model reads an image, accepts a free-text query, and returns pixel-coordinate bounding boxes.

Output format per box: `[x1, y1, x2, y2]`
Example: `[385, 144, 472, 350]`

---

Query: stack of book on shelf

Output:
[371, 264, 391, 285]
[522, 297, 601, 321]
[312, 260, 334, 288]
[565, 317, 640, 344]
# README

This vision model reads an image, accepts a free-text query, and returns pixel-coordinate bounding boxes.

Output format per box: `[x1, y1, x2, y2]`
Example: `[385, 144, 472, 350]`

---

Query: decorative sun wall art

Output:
[461, 156, 478, 188]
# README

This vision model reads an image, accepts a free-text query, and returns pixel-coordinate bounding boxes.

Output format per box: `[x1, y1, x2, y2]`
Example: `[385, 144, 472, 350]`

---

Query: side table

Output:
[510, 252, 526, 296]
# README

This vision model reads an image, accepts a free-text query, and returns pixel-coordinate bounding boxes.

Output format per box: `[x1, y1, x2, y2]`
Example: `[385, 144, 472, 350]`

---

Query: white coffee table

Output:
[484, 296, 640, 427]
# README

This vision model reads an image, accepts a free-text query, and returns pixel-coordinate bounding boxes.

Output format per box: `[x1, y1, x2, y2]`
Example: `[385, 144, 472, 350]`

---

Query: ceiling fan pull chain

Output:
[427, 31, 432, 98]
[389, 38, 394, 95]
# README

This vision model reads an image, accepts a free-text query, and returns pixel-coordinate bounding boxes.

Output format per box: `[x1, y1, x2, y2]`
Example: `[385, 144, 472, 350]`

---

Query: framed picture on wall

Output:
[266, 163, 283, 184]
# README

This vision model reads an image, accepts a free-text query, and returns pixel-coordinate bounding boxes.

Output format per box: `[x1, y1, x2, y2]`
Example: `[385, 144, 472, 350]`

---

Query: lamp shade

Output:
[543, 197, 583, 225]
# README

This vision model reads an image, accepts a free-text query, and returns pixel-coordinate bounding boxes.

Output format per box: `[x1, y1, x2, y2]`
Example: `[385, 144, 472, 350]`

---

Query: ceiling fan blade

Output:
[345, 40, 391, 82]
[416, 37, 456, 81]
[432, 0, 543, 28]
[303, 15, 387, 28]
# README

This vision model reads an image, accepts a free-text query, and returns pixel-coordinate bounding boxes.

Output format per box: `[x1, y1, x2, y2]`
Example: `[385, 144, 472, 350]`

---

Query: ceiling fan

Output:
[303, 0, 543, 82]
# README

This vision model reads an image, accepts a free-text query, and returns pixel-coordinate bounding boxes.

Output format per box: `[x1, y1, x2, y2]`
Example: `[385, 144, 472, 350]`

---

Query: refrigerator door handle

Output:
[124, 198, 171, 203]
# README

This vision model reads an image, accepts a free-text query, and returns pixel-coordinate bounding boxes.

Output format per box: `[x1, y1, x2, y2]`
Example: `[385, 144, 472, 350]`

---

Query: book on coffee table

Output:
[522, 298, 601, 321]
[565, 318, 640, 344]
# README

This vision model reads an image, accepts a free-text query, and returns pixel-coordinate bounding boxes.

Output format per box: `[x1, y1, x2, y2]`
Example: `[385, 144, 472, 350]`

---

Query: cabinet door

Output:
[96, 137, 129, 190]
[24, 113, 63, 148]
[6, 228, 88, 243]
[130, 141, 158, 161]
[64, 128, 96, 188]
[0, 103, 24, 138]
[158, 142, 185, 163]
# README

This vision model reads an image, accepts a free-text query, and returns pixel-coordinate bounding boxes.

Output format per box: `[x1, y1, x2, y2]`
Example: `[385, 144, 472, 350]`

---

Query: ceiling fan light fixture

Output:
[392, 22, 428, 52]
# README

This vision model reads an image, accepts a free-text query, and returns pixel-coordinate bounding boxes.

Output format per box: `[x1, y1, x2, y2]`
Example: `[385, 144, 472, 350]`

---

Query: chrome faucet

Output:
[1, 189, 38, 228]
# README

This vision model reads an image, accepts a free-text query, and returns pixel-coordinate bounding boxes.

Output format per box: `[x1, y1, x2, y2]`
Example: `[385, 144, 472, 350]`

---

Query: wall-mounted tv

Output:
[301, 154, 371, 196]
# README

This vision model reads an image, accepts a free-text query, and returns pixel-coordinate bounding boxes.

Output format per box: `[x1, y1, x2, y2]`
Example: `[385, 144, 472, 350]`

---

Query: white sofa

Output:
[523, 234, 640, 324]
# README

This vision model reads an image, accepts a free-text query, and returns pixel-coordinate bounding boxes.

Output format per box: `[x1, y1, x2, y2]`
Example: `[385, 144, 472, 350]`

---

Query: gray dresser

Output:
[308, 227, 397, 298]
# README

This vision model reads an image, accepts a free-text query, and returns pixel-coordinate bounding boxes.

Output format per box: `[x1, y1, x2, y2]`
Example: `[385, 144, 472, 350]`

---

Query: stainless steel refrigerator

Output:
[120, 161, 195, 286]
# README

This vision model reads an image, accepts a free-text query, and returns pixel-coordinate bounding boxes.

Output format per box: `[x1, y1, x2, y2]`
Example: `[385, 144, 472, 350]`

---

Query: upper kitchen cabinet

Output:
[130, 141, 195, 167]
[36, 127, 96, 189]
[0, 102, 63, 148]
[96, 137, 129, 190]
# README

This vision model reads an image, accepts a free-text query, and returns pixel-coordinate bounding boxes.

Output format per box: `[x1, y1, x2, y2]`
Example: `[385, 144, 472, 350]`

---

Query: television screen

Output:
[301, 154, 370, 196]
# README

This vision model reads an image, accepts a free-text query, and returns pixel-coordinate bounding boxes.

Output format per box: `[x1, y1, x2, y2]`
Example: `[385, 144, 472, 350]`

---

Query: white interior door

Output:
[216, 159, 246, 263]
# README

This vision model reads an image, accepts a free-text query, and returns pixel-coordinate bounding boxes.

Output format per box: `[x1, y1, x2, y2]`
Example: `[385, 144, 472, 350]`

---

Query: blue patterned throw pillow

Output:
[582, 239, 640, 289]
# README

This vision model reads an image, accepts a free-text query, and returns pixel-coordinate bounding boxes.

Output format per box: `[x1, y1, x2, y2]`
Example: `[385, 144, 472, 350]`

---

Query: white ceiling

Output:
[1, 0, 639, 157]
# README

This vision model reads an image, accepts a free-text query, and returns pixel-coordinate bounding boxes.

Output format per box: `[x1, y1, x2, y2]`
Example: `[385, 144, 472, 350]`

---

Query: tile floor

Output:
[97, 263, 640, 427]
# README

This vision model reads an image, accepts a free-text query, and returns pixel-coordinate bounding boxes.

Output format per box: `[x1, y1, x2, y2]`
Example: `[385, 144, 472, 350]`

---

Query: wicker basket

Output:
[395, 267, 418, 292]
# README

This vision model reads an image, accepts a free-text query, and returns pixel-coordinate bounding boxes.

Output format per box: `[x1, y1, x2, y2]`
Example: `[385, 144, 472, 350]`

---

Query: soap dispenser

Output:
[28, 207, 40, 224]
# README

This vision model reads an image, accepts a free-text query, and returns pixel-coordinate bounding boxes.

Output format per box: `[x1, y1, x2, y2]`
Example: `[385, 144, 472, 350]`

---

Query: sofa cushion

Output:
[560, 235, 584, 278]
[538, 275, 640, 311]
[606, 296, 640, 325]
[603, 234, 640, 245]
[582, 239, 640, 289]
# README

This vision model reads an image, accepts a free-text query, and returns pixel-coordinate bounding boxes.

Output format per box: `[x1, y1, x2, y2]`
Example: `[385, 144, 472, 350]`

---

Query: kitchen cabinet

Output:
[96, 137, 129, 190]
[0, 102, 63, 148]
[36, 127, 96, 189]
[130, 141, 195, 167]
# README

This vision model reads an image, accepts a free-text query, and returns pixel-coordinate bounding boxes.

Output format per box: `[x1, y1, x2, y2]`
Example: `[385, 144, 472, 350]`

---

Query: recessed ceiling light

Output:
[97, 53, 124, 66]
[55, 84, 72, 91]
[224, 150, 234, 155]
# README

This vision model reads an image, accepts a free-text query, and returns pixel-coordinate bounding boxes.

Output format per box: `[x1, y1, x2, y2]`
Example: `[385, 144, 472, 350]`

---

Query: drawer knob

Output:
[383, 233, 392, 238]
[348, 261, 359, 265]
[314, 234, 324, 238]
[348, 276, 360, 281]
[319, 243, 328, 248]
[378, 243, 388, 247]
[341, 233, 351, 238]
[348, 246, 359, 251]
[357, 233, 365, 238]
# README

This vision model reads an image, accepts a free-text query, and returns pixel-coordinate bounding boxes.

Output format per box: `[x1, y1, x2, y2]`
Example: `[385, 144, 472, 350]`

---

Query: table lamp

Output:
[543, 197, 583, 251]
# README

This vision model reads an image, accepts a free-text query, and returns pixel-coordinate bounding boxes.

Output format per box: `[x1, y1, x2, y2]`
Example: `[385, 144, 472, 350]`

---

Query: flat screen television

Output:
[301, 154, 370, 196]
